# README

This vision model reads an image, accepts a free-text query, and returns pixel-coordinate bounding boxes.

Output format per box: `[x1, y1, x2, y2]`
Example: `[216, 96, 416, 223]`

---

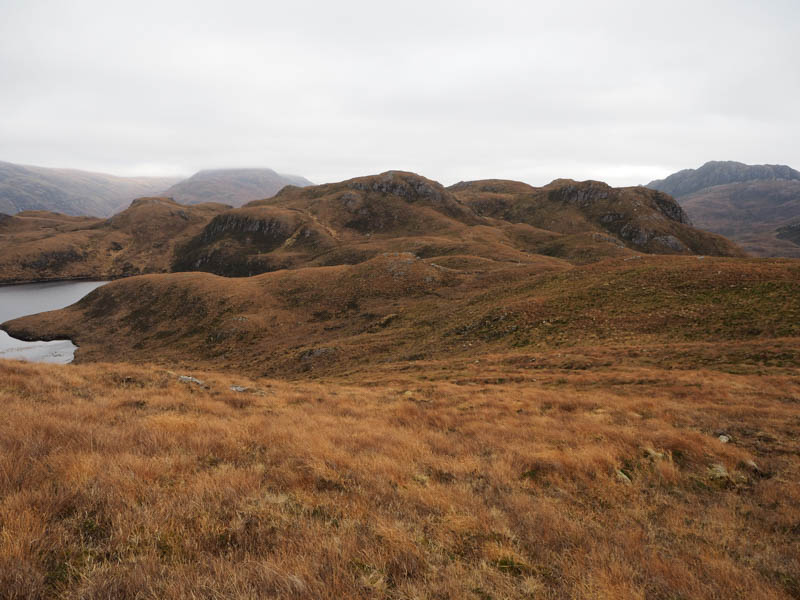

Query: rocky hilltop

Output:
[0, 170, 744, 284]
[449, 178, 740, 259]
[172, 171, 742, 278]
[647, 161, 800, 257]
[163, 168, 312, 207]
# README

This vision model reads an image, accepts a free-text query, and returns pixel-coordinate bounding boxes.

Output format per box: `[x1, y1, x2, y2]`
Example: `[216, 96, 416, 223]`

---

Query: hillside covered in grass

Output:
[0, 171, 743, 285]
[0, 352, 798, 598]
[5, 254, 798, 378]
[0, 199, 230, 284]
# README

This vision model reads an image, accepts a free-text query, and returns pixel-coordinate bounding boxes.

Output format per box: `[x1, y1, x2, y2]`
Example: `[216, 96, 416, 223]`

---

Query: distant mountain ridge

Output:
[647, 160, 800, 257]
[0, 170, 743, 285]
[0, 162, 313, 217]
[163, 168, 313, 207]
[0, 161, 182, 217]
[648, 160, 800, 198]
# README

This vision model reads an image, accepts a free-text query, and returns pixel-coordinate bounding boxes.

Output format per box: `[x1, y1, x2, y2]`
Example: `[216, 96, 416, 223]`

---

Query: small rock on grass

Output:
[644, 447, 666, 461]
[616, 469, 632, 484]
[708, 463, 730, 480]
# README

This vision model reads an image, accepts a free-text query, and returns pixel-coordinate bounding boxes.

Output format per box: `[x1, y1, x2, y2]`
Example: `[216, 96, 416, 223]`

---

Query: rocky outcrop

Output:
[344, 171, 482, 228]
[450, 178, 740, 257]
[172, 206, 336, 276]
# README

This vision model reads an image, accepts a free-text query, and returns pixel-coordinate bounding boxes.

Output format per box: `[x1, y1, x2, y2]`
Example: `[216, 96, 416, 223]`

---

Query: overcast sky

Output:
[1, 0, 798, 187]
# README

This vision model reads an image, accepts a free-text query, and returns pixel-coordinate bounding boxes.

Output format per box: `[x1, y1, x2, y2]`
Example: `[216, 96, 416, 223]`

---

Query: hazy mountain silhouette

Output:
[647, 161, 800, 257]
[0, 160, 181, 217]
[162, 168, 313, 207]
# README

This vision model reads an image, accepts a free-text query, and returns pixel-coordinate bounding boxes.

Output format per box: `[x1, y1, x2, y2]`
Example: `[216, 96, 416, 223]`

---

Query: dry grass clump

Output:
[1, 359, 798, 599]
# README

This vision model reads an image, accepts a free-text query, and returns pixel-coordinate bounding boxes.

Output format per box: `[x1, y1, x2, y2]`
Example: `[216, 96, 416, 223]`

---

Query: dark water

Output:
[0, 281, 107, 364]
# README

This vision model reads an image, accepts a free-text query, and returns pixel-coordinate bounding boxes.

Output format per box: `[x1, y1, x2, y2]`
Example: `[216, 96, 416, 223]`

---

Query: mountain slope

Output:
[173, 171, 743, 279]
[0, 198, 229, 283]
[163, 168, 312, 207]
[5, 254, 797, 377]
[648, 160, 800, 198]
[449, 178, 743, 258]
[647, 162, 800, 257]
[170, 171, 540, 276]
[0, 161, 181, 217]
[0, 171, 745, 284]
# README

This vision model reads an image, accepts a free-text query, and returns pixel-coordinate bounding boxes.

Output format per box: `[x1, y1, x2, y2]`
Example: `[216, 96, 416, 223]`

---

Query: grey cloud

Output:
[1, 0, 798, 187]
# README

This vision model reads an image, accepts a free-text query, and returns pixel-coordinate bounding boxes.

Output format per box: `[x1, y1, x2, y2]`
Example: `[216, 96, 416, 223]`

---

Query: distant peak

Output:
[163, 168, 313, 207]
[648, 161, 800, 197]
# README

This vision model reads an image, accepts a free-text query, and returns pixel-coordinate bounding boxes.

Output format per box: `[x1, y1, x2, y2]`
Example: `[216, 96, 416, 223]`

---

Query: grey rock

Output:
[298, 346, 337, 361]
[744, 459, 761, 473]
[708, 463, 730, 480]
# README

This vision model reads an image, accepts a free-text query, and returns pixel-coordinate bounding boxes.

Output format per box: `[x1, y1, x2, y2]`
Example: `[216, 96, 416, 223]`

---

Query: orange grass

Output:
[1, 359, 798, 599]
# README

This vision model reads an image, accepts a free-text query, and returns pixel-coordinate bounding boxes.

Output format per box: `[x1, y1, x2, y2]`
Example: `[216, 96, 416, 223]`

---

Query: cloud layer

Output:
[1, 0, 798, 186]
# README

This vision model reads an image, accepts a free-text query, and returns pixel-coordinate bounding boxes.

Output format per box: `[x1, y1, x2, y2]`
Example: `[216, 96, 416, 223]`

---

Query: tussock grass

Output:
[1, 359, 798, 598]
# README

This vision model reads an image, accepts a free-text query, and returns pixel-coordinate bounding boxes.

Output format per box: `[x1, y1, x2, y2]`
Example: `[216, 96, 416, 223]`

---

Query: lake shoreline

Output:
[0, 275, 120, 287]
[0, 280, 108, 364]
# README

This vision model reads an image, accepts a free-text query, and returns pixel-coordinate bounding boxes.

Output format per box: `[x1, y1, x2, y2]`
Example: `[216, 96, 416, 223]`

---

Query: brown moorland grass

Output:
[5, 255, 799, 378]
[1, 358, 798, 599]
